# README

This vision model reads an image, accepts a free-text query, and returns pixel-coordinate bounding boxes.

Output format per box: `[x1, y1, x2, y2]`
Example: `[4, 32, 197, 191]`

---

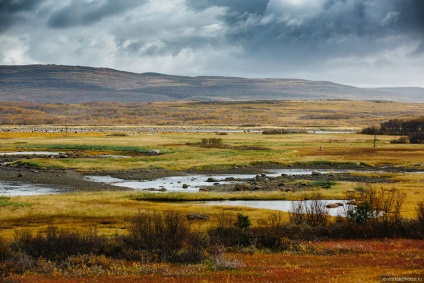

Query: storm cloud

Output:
[1, 0, 423, 87]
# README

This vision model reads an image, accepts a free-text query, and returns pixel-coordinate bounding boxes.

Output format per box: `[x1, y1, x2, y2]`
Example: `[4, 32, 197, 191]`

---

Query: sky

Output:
[1, 0, 423, 87]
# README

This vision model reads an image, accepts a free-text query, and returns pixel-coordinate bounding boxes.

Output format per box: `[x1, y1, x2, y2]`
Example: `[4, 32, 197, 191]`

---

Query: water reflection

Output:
[189, 200, 349, 216]
[0, 181, 61, 196]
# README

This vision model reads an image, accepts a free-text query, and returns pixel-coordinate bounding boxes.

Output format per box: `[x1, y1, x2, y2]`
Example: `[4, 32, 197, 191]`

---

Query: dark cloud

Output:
[211, 0, 424, 67]
[47, 0, 142, 28]
[0, 0, 40, 31]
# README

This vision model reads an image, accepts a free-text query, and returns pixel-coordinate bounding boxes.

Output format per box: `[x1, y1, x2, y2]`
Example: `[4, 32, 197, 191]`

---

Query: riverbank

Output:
[0, 156, 417, 195]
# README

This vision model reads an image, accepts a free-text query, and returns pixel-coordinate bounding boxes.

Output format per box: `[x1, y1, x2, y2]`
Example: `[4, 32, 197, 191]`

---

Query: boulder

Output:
[147, 150, 160, 156]
[311, 170, 321, 176]
[182, 184, 189, 189]
[326, 203, 339, 209]
[206, 177, 219, 182]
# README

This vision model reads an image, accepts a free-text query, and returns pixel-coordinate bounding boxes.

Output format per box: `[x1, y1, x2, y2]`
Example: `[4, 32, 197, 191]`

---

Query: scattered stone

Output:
[234, 183, 250, 191]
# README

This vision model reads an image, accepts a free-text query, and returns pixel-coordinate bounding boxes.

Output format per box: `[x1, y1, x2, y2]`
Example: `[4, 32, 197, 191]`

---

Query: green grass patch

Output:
[312, 180, 336, 189]
[25, 144, 151, 154]
[0, 196, 32, 207]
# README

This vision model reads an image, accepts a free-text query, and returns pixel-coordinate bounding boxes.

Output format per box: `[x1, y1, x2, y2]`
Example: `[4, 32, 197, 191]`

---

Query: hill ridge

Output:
[1, 64, 423, 103]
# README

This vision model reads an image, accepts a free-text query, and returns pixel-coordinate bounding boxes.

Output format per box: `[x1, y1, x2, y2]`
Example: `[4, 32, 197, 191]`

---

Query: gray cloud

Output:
[0, 0, 423, 87]
[0, 0, 40, 31]
[47, 0, 142, 28]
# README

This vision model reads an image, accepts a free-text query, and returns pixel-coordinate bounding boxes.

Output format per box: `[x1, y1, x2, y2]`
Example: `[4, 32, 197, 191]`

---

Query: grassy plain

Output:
[0, 100, 423, 282]
[1, 130, 423, 234]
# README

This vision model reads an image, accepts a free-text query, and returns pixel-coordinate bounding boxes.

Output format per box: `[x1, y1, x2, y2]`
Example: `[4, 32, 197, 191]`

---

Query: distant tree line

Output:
[362, 117, 424, 144]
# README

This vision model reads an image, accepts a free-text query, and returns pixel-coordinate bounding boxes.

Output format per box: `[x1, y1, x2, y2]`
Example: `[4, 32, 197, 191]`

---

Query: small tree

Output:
[235, 213, 251, 230]
[347, 202, 374, 224]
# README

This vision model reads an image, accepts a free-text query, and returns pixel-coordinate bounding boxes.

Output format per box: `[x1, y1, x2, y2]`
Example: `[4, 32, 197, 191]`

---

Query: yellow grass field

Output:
[0, 100, 423, 282]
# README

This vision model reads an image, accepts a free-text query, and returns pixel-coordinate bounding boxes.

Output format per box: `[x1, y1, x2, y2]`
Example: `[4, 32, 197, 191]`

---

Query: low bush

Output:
[200, 138, 224, 148]
[12, 226, 109, 261]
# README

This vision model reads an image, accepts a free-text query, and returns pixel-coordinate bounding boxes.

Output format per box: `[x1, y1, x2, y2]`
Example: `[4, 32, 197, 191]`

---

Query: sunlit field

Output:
[1, 101, 423, 282]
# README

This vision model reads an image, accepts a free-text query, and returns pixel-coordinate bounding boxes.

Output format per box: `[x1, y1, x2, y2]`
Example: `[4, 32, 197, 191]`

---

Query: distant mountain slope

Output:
[0, 65, 423, 103]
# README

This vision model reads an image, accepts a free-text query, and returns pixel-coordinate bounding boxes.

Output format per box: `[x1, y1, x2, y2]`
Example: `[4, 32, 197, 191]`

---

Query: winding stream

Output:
[84, 169, 364, 192]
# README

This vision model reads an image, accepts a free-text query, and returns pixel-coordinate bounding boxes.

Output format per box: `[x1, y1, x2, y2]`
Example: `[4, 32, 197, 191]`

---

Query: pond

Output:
[186, 199, 350, 216]
[0, 181, 62, 196]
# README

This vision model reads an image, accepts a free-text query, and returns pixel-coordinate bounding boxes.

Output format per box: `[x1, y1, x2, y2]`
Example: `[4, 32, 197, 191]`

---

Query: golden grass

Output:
[1, 124, 423, 238]
[2, 131, 423, 170]
[0, 191, 293, 239]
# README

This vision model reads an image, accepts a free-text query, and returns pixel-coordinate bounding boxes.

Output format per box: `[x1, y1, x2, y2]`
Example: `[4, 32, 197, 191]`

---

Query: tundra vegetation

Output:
[0, 100, 423, 282]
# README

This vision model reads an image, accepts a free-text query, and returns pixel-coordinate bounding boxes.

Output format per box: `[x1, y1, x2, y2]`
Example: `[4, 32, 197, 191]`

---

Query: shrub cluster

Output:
[362, 117, 424, 144]
[1, 189, 423, 278]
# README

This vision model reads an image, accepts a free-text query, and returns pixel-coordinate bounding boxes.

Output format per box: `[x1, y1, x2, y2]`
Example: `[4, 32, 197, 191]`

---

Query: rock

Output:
[311, 170, 321, 176]
[346, 201, 357, 205]
[206, 177, 219, 182]
[234, 183, 250, 191]
[225, 177, 235, 181]
[253, 185, 262, 190]
[147, 150, 160, 156]
[17, 172, 23, 177]
[278, 182, 285, 186]
[285, 188, 293, 192]
[182, 184, 189, 189]
[159, 188, 167, 192]
[326, 203, 339, 208]
[186, 213, 210, 221]
[336, 202, 344, 206]
[199, 188, 208, 192]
